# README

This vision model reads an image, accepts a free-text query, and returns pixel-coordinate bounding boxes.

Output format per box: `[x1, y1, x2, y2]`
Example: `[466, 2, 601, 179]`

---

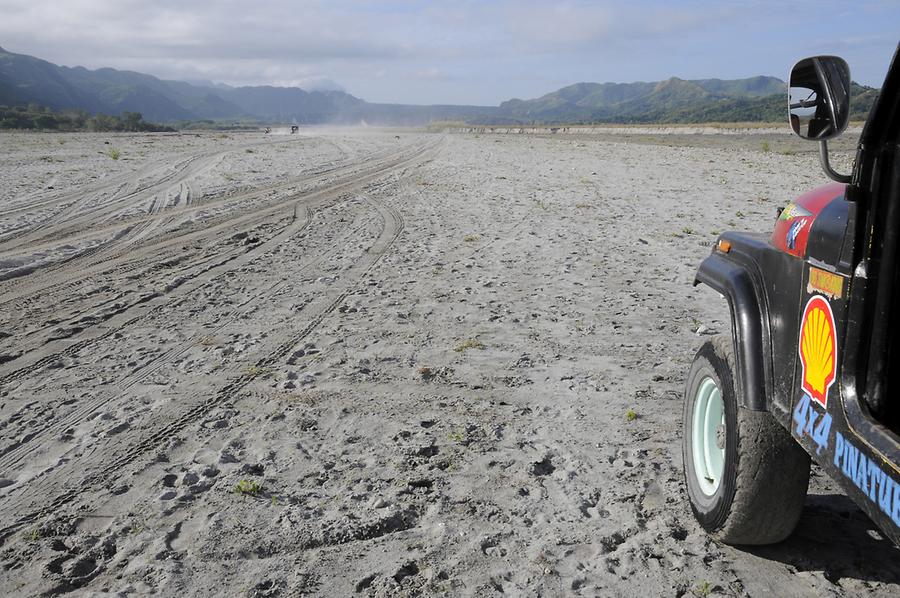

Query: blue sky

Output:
[1, 0, 897, 104]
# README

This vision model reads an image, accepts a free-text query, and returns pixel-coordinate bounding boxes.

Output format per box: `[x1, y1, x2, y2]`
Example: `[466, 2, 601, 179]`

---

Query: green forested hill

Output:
[496, 77, 877, 124]
[0, 46, 881, 127]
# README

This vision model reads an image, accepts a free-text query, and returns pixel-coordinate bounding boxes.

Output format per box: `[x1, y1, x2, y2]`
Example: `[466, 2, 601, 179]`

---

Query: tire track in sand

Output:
[0, 137, 435, 354]
[0, 201, 377, 472]
[0, 138, 433, 306]
[0, 140, 438, 378]
[0, 189, 406, 544]
[0, 134, 320, 246]
[0, 149, 434, 489]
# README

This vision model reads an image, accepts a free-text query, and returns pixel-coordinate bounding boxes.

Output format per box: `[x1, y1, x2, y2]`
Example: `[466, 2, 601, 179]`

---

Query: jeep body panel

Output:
[692, 44, 900, 545]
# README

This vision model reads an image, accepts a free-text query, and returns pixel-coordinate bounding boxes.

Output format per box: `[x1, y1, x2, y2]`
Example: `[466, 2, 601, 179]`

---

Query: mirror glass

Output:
[789, 56, 851, 140]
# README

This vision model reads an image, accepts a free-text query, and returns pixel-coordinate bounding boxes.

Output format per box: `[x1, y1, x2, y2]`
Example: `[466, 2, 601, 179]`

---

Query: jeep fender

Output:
[695, 252, 768, 411]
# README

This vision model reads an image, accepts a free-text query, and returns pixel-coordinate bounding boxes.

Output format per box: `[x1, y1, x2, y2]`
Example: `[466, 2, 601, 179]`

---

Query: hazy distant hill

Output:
[218, 86, 365, 123]
[0, 47, 229, 121]
[498, 76, 787, 122]
[0, 46, 879, 126]
[0, 46, 499, 125]
[0, 47, 104, 113]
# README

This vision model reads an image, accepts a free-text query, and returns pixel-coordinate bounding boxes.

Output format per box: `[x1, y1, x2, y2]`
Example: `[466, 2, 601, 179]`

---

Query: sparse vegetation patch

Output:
[454, 338, 485, 353]
[234, 479, 262, 496]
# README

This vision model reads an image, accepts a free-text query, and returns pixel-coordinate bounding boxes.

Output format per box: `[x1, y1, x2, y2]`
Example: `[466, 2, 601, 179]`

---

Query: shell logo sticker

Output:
[799, 295, 837, 408]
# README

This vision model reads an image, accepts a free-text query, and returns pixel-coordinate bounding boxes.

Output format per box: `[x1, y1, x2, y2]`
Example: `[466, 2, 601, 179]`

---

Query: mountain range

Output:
[0, 46, 878, 126]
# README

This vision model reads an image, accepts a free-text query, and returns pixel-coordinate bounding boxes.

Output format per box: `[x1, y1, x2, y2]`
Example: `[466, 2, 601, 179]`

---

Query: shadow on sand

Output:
[746, 493, 900, 586]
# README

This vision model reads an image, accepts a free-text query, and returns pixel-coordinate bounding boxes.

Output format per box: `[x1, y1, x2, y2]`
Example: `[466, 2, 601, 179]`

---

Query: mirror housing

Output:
[789, 56, 851, 141]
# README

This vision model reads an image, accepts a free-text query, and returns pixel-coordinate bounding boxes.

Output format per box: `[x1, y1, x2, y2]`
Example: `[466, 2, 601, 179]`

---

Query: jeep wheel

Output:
[682, 335, 811, 544]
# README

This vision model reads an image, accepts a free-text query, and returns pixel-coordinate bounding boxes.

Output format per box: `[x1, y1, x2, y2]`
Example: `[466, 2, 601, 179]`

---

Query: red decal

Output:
[771, 182, 846, 258]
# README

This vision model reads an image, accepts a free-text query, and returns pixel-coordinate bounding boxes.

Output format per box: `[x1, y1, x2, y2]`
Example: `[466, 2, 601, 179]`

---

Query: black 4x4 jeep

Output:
[683, 45, 900, 545]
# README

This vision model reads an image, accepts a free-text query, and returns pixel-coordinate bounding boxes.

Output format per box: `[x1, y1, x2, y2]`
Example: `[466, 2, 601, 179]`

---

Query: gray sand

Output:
[0, 128, 895, 596]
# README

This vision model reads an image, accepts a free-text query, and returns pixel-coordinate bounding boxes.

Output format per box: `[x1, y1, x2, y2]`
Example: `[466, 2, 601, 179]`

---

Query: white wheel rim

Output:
[692, 377, 725, 496]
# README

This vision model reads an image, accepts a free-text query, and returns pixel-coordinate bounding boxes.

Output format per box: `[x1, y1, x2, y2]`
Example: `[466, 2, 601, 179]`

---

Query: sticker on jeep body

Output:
[799, 295, 838, 408]
[808, 267, 844, 300]
[834, 431, 900, 529]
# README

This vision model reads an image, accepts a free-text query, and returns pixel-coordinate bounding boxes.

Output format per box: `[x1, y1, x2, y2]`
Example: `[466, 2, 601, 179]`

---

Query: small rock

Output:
[242, 462, 265, 475]
[219, 451, 239, 464]
[355, 574, 377, 592]
[408, 478, 433, 490]
[189, 480, 214, 494]
[201, 465, 220, 478]
[393, 562, 419, 583]
[416, 445, 439, 458]
[531, 456, 555, 477]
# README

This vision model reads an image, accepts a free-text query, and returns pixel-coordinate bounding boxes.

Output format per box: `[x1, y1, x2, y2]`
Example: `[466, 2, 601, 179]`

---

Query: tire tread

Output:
[688, 335, 811, 545]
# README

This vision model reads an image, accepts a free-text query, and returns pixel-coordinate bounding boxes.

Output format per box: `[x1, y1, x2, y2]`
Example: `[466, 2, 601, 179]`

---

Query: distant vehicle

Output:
[264, 127, 271, 134]
[290, 126, 299, 134]
[683, 45, 900, 545]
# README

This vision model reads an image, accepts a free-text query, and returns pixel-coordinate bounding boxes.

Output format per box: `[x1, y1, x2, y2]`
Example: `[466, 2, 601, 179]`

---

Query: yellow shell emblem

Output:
[799, 295, 837, 407]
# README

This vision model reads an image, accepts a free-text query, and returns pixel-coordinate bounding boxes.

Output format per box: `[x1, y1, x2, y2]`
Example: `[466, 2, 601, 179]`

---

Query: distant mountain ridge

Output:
[498, 76, 787, 122]
[0, 46, 878, 126]
[0, 46, 370, 123]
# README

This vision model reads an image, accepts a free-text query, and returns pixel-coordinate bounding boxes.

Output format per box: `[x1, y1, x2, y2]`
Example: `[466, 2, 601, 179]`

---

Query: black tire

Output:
[682, 335, 811, 545]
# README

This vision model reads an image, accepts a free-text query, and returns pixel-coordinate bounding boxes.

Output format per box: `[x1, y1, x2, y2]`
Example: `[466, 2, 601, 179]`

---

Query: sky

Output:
[1, 0, 898, 105]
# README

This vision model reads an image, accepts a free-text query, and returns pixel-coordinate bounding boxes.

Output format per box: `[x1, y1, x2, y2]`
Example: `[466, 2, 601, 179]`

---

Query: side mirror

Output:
[789, 56, 851, 141]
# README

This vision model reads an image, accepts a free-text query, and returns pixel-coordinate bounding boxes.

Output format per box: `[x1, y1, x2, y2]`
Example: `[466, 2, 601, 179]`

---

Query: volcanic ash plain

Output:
[0, 128, 896, 597]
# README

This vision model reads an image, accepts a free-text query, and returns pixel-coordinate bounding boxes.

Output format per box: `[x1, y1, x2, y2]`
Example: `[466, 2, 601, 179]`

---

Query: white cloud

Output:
[0, 0, 894, 104]
[415, 67, 442, 79]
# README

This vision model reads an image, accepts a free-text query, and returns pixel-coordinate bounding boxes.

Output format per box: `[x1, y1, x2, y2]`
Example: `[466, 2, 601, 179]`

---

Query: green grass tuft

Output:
[243, 364, 271, 377]
[454, 338, 485, 353]
[234, 479, 262, 495]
